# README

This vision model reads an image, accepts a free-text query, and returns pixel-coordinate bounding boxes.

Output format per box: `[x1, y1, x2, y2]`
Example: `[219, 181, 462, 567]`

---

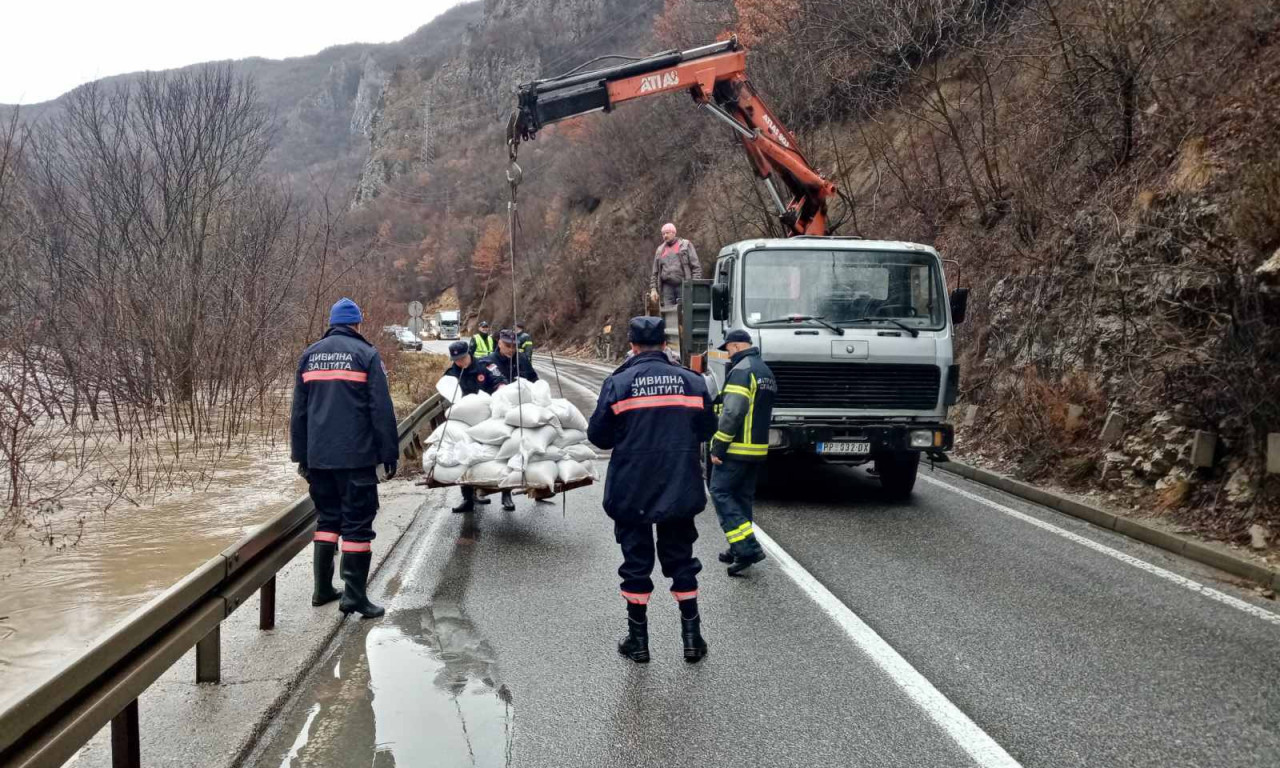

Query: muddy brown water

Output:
[0, 443, 305, 710]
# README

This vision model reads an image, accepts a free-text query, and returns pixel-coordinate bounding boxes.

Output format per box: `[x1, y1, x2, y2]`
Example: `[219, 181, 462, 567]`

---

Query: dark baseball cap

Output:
[717, 329, 754, 351]
[478, 320, 490, 329]
[628, 316, 665, 345]
[448, 341, 469, 360]
[498, 329, 517, 344]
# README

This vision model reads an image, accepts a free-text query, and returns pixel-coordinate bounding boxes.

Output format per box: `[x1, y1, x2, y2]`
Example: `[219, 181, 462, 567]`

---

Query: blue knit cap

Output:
[328, 298, 363, 326]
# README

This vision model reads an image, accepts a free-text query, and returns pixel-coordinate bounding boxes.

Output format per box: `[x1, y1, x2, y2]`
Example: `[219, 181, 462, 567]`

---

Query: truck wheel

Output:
[874, 452, 919, 500]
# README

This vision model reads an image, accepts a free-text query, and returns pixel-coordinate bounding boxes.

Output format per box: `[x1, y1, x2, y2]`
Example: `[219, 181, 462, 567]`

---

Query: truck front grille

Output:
[768, 362, 940, 410]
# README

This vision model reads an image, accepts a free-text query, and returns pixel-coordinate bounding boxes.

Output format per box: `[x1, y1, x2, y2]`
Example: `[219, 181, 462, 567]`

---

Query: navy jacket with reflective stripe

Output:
[587, 351, 717, 524]
[443, 358, 507, 395]
[290, 326, 399, 470]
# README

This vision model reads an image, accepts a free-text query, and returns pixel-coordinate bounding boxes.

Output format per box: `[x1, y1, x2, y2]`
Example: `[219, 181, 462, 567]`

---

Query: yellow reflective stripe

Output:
[713, 431, 735, 443]
[727, 443, 768, 456]
[728, 522, 751, 533]
[744, 373, 758, 449]
[725, 523, 755, 543]
[723, 384, 751, 397]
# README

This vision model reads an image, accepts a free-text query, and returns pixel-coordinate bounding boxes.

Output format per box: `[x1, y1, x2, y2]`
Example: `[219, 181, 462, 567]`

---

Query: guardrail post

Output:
[260, 576, 276, 631]
[195, 625, 221, 684]
[111, 698, 140, 768]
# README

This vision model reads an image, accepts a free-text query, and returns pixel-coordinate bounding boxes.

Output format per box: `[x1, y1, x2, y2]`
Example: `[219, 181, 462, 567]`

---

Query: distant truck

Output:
[438, 310, 460, 340]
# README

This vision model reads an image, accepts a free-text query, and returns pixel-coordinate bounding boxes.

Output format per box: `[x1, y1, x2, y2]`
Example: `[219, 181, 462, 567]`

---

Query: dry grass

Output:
[386, 352, 449, 418]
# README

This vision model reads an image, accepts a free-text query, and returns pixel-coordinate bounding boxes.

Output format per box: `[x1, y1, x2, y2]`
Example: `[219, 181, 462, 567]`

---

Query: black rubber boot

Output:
[681, 615, 708, 663]
[727, 549, 766, 577]
[617, 619, 650, 663]
[312, 541, 342, 606]
[338, 550, 385, 619]
[718, 549, 733, 564]
[453, 487, 475, 514]
[501, 490, 515, 510]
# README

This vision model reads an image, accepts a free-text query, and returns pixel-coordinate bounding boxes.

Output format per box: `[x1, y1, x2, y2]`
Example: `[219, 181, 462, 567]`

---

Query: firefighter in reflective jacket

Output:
[587, 316, 717, 664]
[443, 340, 508, 513]
[709, 329, 776, 576]
[291, 298, 399, 619]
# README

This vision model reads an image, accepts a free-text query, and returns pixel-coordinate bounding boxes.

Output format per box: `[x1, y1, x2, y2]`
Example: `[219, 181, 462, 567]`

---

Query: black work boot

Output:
[338, 550, 385, 619]
[681, 615, 708, 663]
[618, 619, 650, 663]
[453, 487, 475, 514]
[727, 548, 766, 577]
[501, 490, 515, 510]
[718, 549, 733, 564]
[312, 541, 342, 606]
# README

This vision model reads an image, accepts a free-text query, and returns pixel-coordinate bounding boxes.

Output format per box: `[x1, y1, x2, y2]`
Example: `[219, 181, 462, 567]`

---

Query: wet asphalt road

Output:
[248, 354, 1280, 768]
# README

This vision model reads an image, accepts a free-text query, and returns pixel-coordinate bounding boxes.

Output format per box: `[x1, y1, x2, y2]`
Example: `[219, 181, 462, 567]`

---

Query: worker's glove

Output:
[383, 461, 398, 480]
[296, 463, 309, 481]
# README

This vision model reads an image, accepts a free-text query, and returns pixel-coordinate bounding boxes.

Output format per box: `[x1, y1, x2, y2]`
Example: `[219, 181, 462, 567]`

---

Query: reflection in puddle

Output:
[264, 515, 513, 768]
[366, 604, 513, 767]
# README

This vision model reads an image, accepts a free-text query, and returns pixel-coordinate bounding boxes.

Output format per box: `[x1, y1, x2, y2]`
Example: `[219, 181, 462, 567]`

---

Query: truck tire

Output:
[874, 451, 919, 500]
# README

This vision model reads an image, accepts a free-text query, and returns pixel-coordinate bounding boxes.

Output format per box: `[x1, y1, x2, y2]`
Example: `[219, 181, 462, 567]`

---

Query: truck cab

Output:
[676, 236, 967, 498]
[438, 310, 461, 340]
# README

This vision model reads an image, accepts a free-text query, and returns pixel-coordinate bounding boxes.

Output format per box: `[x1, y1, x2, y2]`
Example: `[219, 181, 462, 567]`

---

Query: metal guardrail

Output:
[0, 394, 450, 768]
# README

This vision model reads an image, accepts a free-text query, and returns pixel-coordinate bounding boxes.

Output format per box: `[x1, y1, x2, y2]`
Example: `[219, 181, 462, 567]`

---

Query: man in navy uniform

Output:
[443, 340, 508, 513]
[587, 316, 717, 663]
[291, 298, 399, 619]
[709, 329, 776, 575]
[482, 329, 538, 384]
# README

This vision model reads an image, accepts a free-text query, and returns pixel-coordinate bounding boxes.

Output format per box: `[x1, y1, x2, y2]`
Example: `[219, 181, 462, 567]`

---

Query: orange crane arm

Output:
[508, 37, 836, 236]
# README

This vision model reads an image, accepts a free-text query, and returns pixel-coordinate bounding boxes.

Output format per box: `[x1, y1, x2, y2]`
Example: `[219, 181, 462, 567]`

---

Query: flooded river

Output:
[0, 442, 305, 709]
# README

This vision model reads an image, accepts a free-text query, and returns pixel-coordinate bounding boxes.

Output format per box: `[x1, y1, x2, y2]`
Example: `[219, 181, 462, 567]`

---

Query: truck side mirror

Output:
[950, 288, 970, 325]
[711, 283, 730, 321]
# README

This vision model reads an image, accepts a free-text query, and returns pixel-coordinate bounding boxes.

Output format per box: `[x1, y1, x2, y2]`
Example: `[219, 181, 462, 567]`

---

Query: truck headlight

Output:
[910, 430, 934, 448]
[768, 428, 787, 448]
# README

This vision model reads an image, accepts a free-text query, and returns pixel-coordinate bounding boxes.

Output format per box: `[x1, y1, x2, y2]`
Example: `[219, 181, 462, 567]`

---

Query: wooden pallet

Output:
[416, 476, 594, 499]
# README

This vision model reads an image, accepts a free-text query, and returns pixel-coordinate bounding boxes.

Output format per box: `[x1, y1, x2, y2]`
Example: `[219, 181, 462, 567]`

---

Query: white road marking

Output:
[754, 526, 1025, 768]
[920, 474, 1280, 626]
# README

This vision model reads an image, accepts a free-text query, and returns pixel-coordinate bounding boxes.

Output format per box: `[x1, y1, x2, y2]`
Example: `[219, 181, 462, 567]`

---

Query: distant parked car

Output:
[394, 328, 422, 351]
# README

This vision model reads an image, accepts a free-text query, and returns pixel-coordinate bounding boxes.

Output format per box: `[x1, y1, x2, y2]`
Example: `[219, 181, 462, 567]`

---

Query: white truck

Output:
[665, 237, 966, 498]
[438, 310, 460, 340]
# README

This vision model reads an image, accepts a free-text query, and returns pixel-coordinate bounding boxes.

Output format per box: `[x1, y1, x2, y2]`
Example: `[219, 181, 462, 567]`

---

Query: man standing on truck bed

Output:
[587, 316, 717, 664]
[291, 298, 400, 619]
[649, 222, 701, 309]
[709, 329, 776, 576]
[444, 340, 508, 513]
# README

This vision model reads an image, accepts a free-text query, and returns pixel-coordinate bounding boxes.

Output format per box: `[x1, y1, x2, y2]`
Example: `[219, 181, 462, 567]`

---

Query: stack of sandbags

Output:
[422, 377, 601, 489]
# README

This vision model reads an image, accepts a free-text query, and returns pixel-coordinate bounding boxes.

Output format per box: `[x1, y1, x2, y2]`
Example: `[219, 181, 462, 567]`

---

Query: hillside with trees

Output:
[3, 0, 1278, 549]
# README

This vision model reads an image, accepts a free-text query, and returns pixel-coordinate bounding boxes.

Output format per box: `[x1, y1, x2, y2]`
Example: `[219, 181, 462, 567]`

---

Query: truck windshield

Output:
[743, 249, 945, 330]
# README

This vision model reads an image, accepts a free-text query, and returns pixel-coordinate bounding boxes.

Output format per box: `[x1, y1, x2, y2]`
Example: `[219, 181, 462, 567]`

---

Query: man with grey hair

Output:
[649, 222, 701, 308]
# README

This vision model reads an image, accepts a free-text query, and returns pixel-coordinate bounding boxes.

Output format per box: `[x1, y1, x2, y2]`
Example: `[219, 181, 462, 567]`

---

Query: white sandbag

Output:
[564, 444, 598, 462]
[540, 445, 566, 462]
[554, 429, 587, 447]
[524, 460, 559, 489]
[462, 460, 508, 486]
[492, 379, 536, 411]
[495, 433, 522, 461]
[548, 399, 588, 431]
[429, 462, 466, 485]
[498, 470, 526, 489]
[436, 434, 483, 467]
[467, 418, 514, 445]
[436, 376, 462, 404]
[504, 403, 553, 428]
[529, 379, 553, 407]
[448, 392, 492, 426]
[469, 443, 501, 464]
[421, 446, 438, 475]
[557, 459, 590, 484]
[522, 425, 559, 454]
[587, 460, 602, 481]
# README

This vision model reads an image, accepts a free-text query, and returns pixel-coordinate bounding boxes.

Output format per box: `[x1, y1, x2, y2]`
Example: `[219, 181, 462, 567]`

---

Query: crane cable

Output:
[506, 158, 572, 515]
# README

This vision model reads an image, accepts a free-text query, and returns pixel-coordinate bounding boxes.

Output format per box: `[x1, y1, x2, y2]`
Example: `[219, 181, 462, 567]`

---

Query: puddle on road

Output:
[262, 517, 514, 768]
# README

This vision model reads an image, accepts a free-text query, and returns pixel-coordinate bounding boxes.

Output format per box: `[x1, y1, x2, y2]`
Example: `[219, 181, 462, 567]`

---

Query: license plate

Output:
[817, 441, 870, 455]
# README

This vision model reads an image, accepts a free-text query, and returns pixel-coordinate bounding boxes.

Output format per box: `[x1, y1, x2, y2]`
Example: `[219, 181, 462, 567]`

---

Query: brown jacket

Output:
[649, 238, 702, 292]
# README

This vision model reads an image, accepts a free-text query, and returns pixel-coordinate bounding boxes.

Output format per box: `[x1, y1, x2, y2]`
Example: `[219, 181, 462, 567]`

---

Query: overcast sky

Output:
[1, 0, 467, 104]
